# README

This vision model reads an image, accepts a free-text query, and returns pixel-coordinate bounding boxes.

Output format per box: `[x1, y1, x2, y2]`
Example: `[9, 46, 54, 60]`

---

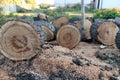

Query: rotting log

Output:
[116, 31, 120, 50]
[57, 24, 81, 49]
[0, 19, 45, 60]
[90, 21, 119, 45]
[52, 16, 69, 29]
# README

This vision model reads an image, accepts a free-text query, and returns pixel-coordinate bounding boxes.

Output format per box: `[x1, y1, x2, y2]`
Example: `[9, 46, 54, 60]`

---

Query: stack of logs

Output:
[0, 13, 120, 60]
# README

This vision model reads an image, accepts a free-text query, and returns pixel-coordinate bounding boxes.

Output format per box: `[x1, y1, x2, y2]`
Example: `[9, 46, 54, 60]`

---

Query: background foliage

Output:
[94, 8, 120, 19]
[0, 0, 36, 6]
[25, 0, 36, 4]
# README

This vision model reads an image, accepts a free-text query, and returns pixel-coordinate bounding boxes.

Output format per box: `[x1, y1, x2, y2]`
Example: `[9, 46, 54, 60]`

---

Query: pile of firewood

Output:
[0, 13, 120, 60]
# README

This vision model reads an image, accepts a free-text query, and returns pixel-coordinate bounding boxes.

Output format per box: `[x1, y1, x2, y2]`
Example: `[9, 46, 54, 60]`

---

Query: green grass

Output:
[65, 12, 93, 17]
[0, 7, 93, 26]
[7, 9, 93, 20]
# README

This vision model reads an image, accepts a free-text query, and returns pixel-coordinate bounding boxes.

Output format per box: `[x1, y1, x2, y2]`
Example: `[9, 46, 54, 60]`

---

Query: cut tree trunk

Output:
[115, 31, 120, 49]
[57, 24, 81, 49]
[0, 19, 45, 60]
[41, 25, 54, 41]
[34, 20, 56, 41]
[52, 16, 69, 29]
[90, 21, 119, 45]
[74, 19, 92, 39]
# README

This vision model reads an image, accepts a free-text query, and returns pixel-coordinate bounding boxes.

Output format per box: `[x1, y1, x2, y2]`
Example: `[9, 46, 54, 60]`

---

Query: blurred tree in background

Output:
[0, 0, 36, 6]
[0, 0, 24, 6]
[0, 0, 14, 5]
[25, 0, 36, 4]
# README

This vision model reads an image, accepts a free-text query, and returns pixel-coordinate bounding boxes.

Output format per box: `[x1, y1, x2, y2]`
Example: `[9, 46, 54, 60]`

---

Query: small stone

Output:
[49, 69, 74, 80]
[41, 44, 51, 49]
[16, 73, 35, 80]
[86, 63, 90, 66]
[72, 58, 84, 66]
[95, 52, 107, 60]
[16, 72, 48, 80]
[109, 76, 119, 80]
[76, 76, 89, 80]
[64, 52, 73, 56]
[0, 54, 5, 65]
[104, 66, 113, 71]
[49, 72, 60, 80]
[99, 71, 104, 80]
[99, 45, 107, 49]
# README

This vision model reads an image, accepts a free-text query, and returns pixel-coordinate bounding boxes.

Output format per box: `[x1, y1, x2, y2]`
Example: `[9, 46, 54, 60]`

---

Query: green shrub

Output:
[85, 5, 95, 13]
[25, 0, 36, 4]
[64, 3, 81, 12]
[69, 3, 81, 10]
[6, 13, 18, 18]
[0, 15, 5, 26]
[0, 8, 5, 26]
[40, 4, 53, 9]
[93, 8, 120, 19]
[43, 10, 67, 20]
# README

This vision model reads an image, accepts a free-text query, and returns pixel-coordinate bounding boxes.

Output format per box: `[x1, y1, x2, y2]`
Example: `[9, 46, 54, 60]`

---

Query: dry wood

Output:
[74, 19, 92, 39]
[0, 19, 44, 60]
[41, 25, 54, 41]
[34, 20, 56, 41]
[57, 24, 81, 49]
[90, 21, 119, 45]
[52, 16, 69, 29]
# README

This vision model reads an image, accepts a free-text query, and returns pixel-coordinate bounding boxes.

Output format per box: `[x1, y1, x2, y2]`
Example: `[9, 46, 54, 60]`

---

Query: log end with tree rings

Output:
[0, 19, 42, 60]
[41, 25, 54, 41]
[34, 20, 56, 41]
[52, 16, 69, 29]
[74, 19, 92, 39]
[115, 31, 120, 49]
[57, 24, 81, 49]
[97, 22, 119, 45]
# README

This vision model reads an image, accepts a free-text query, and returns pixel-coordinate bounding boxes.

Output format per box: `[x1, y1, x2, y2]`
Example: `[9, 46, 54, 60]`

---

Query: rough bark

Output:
[90, 21, 119, 45]
[90, 22, 100, 41]
[69, 18, 92, 42]
[115, 31, 120, 49]
[34, 20, 57, 41]
[115, 17, 120, 28]
[74, 19, 92, 39]
[69, 17, 81, 23]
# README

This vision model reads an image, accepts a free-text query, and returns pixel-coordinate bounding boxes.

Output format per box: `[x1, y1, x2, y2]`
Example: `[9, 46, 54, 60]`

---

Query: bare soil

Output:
[0, 41, 120, 80]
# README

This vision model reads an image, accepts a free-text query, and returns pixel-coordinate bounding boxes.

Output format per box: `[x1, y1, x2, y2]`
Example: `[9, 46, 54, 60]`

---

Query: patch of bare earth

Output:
[0, 42, 120, 80]
[0, 68, 15, 80]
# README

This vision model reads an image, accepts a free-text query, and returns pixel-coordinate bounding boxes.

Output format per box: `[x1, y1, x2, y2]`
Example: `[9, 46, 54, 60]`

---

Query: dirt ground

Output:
[0, 41, 120, 80]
